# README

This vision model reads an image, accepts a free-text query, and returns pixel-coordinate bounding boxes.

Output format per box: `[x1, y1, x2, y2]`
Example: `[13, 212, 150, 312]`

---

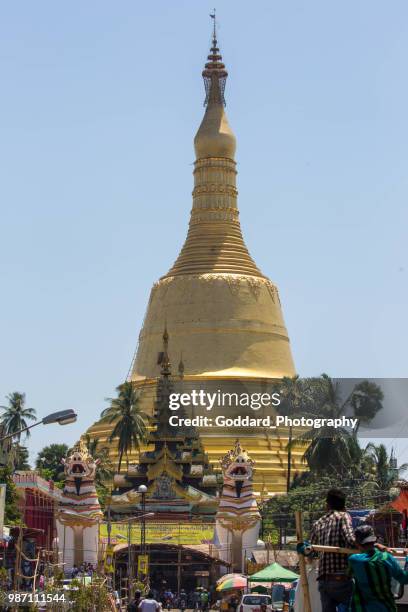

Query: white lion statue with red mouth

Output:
[56, 440, 103, 570]
[214, 439, 261, 572]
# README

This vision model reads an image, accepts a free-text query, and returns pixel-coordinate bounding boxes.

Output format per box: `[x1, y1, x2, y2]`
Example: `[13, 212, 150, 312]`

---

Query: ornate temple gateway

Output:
[110, 330, 219, 519]
[87, 22, 306, 494]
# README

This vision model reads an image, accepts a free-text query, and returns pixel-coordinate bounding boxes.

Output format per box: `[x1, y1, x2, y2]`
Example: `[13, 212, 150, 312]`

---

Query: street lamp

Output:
[0, 409, 78, 442]
[137, 485, 148, 591]
[42, 410, 77, 426]
[138, 485, 147, 558]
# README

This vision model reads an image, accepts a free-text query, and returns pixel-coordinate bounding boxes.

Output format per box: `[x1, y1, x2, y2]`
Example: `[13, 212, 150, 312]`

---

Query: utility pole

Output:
[107, 494, 112, 546]
[127, 520, 132, 601]
[138, 484, 147, 584]
[177, 547, 181, 594]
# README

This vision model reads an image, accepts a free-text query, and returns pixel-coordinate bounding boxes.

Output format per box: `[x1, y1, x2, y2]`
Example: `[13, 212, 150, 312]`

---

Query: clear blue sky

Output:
[1, 1, 407, 464]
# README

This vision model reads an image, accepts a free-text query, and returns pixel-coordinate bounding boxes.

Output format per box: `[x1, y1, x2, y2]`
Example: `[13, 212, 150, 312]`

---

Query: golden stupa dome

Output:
[129, 33, 295, 381]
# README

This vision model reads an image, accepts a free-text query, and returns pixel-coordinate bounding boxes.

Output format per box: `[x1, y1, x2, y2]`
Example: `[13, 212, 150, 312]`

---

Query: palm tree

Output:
[83, 434, 114, 488]
[294, 375, 357, 475]
[0, 392, 36, 442]
[364, 443, 408, 494]
[101, 382, 149, 473]
[273, 376, 316, 492]
[294, 375, 384, 476]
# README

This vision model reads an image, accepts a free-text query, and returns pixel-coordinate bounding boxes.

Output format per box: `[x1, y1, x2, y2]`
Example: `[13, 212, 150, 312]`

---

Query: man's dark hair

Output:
[147, 591, 154, 599]
[326, 488, 346, 511]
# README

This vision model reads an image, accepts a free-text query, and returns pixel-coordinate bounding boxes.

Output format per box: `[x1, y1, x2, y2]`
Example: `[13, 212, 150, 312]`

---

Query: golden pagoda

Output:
[87, 20, 306, 494]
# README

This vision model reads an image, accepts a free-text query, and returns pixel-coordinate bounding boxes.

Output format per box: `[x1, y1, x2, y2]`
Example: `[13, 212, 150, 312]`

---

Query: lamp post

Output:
[128, 519, 132, 597]
[138, 485, 147, 558]
[0, 409, 78, 442]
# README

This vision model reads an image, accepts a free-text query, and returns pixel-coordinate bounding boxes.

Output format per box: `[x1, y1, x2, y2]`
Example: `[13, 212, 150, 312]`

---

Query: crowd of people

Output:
[128, 587, 210, 612]
[70, 562, 96, 578]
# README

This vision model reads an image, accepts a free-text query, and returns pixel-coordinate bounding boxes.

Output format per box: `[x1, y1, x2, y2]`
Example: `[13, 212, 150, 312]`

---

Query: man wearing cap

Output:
[348, 524, 408, 611]
[310, 488, 356, 611]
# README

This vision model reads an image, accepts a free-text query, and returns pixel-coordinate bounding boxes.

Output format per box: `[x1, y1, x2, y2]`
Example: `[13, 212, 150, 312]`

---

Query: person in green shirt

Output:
[200, 588, 209, 612]
[348, 524, 408, 611]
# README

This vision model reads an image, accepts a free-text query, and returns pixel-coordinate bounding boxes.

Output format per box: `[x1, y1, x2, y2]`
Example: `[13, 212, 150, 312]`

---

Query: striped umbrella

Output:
[216, 575, 248, 591]
[217, 573, 246, 586]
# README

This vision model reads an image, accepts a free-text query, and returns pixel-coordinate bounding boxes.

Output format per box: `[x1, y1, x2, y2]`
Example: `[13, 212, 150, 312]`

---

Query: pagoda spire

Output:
[160, 325, 171, 377]
[178, 353, 185, 379]
[210, 9, 217, 44]
[203, 9, 228, 107]
[163, 19, 263, 279]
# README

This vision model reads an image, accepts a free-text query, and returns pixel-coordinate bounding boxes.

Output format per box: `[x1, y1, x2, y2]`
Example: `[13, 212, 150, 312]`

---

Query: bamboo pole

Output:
[13, 527, 23, 592]
[32, 552, 40, 593]
[310, 544, 405, 556]
[295, 511, 312, 612]
[309, 544, 358, 555]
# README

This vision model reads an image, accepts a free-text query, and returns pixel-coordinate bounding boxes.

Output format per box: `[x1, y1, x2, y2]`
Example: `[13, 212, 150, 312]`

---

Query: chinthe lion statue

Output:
[213, 439, 261, 571]
[56, 440, 103, 570]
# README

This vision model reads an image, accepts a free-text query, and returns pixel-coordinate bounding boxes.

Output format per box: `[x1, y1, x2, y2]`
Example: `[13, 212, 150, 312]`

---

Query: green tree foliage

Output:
[364, 443, 408, 494]
[293, 375, 384, 474]
[0, 466, 22, 524]
[101, 382, 149, 473]
[64, 577, 111, 611]
[13, 445, 31, 470]
[261, 377, 390, 542]
[0, 392, 36, 442]
[35, 444, 69, 483]
[43, 573, 111, 611]
[262, 472, 381, 541]
[273, 375, 316, 492]
[83, 435, 114, 487]
[349, 380, 384, 425]
[83, 434, 114, 508]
